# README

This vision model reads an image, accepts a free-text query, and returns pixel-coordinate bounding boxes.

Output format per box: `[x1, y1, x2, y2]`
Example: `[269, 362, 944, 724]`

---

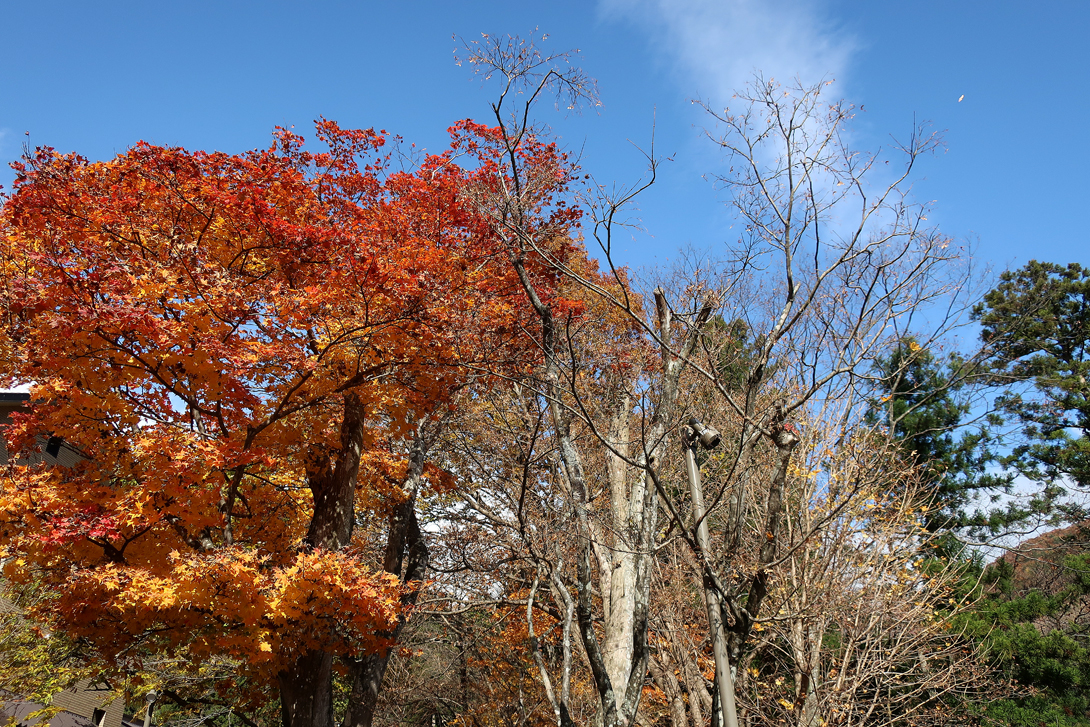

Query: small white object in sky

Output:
[958, 94, 965, 102]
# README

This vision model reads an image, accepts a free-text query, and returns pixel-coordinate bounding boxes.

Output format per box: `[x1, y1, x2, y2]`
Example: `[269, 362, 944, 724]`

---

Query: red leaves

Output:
[0, 116, 581, 696]
[37, 506, 120, 547]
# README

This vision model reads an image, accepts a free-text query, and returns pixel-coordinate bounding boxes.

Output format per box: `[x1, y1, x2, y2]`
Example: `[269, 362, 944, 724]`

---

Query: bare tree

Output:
[655, 77, 980, 726]
[651, 396, 989, 727]
[427, 38, 990, 727]
[684, 81, 984, 726]
[446, 33, 719, 727]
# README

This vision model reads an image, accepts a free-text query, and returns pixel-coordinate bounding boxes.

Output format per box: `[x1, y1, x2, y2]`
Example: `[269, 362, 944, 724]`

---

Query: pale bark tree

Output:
[408, 41, 991, 727]
[612, 76, 986, 727]
[447, 34, 718, 727]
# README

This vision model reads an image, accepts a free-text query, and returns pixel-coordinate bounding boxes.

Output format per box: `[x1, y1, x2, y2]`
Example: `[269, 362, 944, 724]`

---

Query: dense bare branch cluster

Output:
[377, 40, 994, 727]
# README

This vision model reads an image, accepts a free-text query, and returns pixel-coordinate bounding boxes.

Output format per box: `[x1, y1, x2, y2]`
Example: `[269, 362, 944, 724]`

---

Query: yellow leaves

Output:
[265, 549, 402, 651]
[1, 120, 546, 705]
[787, 464, 821, 481]
[26, 544, 407, 678]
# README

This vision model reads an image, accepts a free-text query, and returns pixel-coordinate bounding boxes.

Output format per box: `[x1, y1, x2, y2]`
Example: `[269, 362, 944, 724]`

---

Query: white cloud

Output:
[600, 0, 857, 104]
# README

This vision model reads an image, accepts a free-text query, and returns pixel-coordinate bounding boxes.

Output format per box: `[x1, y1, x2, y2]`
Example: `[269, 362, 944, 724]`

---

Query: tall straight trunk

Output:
[685, 441, 739, 727]
[279, 393, 365, 727]
[342, 433, 430, 727]
[280, 652, 335, 727]
[603, 391, 638, 705]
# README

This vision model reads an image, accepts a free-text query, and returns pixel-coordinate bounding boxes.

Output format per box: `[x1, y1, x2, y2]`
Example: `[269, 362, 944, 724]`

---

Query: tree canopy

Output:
[975, 261, 1090, 489]
[0, 119, 574, 726]
[867, 337, 1009, 540]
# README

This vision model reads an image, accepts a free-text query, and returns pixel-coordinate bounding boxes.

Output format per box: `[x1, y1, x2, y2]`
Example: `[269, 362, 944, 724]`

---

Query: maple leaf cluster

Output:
[0, 119, 581, 692]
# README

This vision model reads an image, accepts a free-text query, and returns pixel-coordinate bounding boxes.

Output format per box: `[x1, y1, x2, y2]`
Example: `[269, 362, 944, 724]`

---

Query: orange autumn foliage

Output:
[0, 120, 575, 695]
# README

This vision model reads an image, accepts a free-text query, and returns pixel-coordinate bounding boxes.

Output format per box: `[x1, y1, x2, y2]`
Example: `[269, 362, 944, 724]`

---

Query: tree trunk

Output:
[280, 652, 335, 727]
[789, 621, 823, 727]
[726, 419, 799, 666]
[685, 441, 739, 727]
[279, 393, 366, 727]
[305, 392, 365, 550]
[603, 391, 638, 708]
[342, 433, 430, 727]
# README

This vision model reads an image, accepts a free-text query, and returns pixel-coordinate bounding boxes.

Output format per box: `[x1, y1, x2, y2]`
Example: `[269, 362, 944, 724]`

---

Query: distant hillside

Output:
[998, 521, 1090, 599]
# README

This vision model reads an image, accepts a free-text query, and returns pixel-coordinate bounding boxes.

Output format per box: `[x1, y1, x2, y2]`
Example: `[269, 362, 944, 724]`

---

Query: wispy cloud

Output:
[600, 0, 857, 103]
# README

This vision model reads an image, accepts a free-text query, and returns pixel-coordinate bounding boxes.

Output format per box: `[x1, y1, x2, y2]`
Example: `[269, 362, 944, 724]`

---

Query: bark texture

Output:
[280, 394, 365, 727]
[342, 433, 431, 727]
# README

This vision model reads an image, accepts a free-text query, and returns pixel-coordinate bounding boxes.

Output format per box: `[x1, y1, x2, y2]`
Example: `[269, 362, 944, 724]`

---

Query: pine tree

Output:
[868, 337, 1008, 539]
[974, 261, 1090, 490]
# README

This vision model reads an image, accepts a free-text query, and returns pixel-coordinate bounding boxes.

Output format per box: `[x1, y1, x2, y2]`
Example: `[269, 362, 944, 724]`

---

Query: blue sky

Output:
[1, 0, 1086, 275]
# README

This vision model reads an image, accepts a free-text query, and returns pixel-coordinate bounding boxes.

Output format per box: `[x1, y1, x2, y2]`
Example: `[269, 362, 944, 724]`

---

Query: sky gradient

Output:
[1, 0, 1086, 275]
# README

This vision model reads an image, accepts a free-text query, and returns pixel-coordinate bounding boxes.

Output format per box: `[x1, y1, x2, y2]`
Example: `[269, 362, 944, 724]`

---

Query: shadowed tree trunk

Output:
[342, 431, 431, 727]
[280, 393, 366, 727]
